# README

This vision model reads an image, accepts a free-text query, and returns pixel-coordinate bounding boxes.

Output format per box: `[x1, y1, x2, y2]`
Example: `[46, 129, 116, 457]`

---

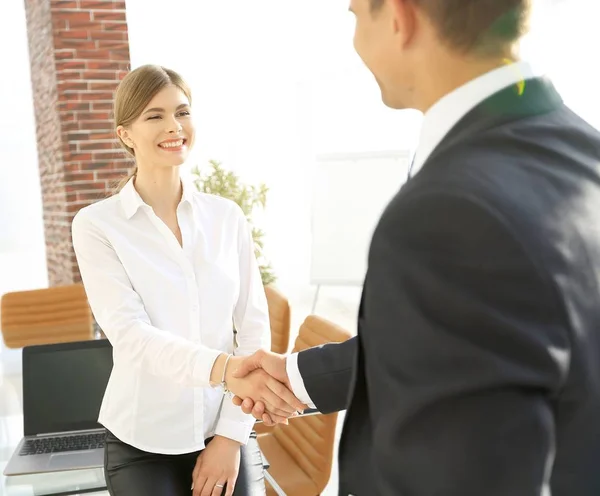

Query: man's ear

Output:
[389, 0, 417, 42]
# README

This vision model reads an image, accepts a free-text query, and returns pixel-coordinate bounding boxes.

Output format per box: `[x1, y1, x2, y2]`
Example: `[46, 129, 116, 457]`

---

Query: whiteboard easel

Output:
[309, 150, 412, 312]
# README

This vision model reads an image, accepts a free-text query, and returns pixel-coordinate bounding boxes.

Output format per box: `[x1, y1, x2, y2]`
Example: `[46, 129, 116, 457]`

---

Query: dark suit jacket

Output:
[297, 77, 600, 495]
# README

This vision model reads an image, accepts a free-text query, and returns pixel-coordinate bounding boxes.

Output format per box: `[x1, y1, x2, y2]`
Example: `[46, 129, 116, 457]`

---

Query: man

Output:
[232, 0, 600, 494]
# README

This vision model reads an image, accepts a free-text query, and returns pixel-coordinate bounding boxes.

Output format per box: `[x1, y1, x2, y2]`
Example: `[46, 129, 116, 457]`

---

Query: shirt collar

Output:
[119, 176, 196, 220]
[411, 60, 540, 178]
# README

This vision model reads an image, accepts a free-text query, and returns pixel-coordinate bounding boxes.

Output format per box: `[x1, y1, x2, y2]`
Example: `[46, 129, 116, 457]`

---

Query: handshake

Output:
[216, 350, 308, 425]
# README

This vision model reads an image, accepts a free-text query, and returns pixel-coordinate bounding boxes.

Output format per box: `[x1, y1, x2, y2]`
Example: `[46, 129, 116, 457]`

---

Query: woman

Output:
[71, 65, 297, 496]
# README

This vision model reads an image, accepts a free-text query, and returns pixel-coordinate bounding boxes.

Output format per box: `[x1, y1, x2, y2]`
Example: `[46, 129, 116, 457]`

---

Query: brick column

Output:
[24, 0, 132, 285]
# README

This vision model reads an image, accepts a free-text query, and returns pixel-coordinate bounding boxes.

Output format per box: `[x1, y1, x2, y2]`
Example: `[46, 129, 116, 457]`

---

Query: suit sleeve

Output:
[367, 186, 571, 495]
[295, 336, 357, 413]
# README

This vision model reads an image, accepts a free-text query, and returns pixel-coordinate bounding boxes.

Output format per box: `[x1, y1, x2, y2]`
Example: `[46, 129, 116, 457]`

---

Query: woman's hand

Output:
[192, 436, 241, 496]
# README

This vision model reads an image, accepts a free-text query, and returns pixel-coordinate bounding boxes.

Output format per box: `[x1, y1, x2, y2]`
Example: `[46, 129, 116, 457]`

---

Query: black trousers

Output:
[104, 430, 266, 496]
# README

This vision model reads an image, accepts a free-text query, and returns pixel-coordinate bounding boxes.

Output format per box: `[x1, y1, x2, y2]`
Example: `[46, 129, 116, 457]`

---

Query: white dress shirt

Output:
[286, 60, 540, 409]
[72, 178, 270, 454]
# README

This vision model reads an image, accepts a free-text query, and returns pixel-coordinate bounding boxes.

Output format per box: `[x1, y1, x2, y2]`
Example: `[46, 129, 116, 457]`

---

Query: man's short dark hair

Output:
[370, 0, 532, 56]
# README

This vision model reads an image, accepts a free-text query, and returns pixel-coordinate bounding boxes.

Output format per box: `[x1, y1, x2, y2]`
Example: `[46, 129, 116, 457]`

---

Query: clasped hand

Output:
[226, 350, 307, 425]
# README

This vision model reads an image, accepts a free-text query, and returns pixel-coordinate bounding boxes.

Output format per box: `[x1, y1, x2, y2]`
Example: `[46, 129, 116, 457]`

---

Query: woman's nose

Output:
[166, 116, 182, 133]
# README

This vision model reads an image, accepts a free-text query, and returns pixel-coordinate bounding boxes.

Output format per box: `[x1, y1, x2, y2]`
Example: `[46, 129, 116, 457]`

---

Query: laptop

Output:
[3, 338, 113, 476]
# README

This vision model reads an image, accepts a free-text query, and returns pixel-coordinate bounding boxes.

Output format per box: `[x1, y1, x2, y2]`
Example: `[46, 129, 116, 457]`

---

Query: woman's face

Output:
[118, 85, 195, 169]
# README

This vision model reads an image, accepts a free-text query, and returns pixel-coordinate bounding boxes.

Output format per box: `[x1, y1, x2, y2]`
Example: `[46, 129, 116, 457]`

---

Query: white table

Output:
[0, 349, 108, 496]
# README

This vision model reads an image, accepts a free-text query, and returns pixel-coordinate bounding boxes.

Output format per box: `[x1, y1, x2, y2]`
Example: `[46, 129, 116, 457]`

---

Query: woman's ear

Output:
[116, 125, 134, 148]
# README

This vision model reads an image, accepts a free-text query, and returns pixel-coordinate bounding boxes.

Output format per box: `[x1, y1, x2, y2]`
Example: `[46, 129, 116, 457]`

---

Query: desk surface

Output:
[0, 349, 108, 496]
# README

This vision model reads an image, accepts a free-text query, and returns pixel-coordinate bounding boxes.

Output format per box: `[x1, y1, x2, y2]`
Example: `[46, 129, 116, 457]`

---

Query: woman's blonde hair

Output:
[113, 64, 192, 193]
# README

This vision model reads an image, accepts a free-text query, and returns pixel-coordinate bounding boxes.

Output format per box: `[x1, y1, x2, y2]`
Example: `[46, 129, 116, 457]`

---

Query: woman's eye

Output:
[147, 115, 161, 120]
[177, 110, 191, 117]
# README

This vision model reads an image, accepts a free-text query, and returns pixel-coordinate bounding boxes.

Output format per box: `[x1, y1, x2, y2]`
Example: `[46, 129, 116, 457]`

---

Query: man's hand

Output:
[229, 350, 307, 423]
[226, 366, 303, 418]
[232, 349, 290, 386]
[211, 352, 305, 418]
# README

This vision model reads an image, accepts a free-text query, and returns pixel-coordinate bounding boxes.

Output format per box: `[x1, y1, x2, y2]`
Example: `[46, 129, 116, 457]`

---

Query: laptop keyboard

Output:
[19, 433, 105, 456]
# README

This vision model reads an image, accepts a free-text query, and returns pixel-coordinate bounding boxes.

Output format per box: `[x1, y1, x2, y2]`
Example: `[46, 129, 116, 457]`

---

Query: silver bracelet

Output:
[220, 354, 233, 394]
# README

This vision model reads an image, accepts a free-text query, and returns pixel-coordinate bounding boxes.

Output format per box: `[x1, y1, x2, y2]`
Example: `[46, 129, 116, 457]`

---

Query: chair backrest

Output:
[264, 285, 291, 354]
[269, 315, 352, 494]
[291, 314, 351, 353]
[0, 283, 94, 348]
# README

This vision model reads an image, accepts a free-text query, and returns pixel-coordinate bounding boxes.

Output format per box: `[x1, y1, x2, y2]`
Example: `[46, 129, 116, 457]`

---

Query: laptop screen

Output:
[22, 339, 113, 436]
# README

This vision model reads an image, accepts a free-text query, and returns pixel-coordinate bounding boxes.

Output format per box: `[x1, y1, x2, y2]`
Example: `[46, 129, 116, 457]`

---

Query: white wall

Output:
[0, 1, 48, 373]
[125, 0, 421, 293]
[126, 0, 600, 294]
[522, 0, 600, 129]
[2, 0, 596, 299]
[0, 1, 47, 296]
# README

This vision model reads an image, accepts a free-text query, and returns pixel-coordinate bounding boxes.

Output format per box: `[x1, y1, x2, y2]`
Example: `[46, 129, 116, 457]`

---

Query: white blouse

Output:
[71, 178, 270, 454]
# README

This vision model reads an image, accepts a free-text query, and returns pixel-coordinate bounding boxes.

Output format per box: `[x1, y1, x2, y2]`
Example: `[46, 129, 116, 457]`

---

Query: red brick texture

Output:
[24, 0, 132, 285]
